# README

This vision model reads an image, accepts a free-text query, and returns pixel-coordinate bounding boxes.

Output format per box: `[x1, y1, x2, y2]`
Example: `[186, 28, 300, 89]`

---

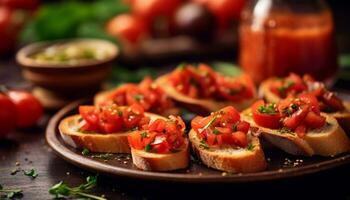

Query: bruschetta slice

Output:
[189, 106, 267, 173]
[128, 116, 189, 171]
[259, 73, 350, 133]
[94, 76, 179, 116]
[241, 95, 350, 156]
[59, 102, 165, 153]
[155, 63, 257, 115]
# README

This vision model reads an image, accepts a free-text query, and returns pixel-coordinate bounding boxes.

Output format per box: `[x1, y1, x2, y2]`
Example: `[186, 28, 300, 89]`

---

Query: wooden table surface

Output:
[1, 57, 350, 200]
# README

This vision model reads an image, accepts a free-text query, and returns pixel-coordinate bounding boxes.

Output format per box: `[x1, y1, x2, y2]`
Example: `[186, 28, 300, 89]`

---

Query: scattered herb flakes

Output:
[49, 176, 106, 200]
[213, 128, 220, 135]
[133, 94, 144, 102]
[278, 127, 293, 134]
[203, 116, 217, 129]
[10, 168, 20, 175]
[283, 158, 303, 168]
[144, 144, 152, 152]
[140, 132, 148, 138]
[199, 140, 209, 149]
[0, 184, 23, 199]
[23, 169, 38, 179]
[82, 148, 90, 156]
[246, 143, 255, 151]
[91, 153, 114, 160]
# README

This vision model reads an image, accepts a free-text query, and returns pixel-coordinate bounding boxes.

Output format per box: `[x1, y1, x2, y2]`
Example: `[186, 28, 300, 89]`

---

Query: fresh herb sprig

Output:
[49, 176, 106, 200]
[91, 153, 113, 160]
[258, 103, 277, 114]
[23, 169, 38, 179]
[0, 184, 23, 199]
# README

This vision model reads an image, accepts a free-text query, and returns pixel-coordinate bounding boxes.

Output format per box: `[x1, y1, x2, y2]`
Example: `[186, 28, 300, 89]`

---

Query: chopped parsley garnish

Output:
[23, 169, 38, 179]
[203, 116, 217, 129]
[278, 81, 294, 95]
[246, 143, 255, 151]
[199, 140, 209, 149]
[258, 103, 277, 114]
[278, 127, 293, 134]
[140, 132, 148, 138]
[91, 153, 113, 160]
[232, 123, 238, 132]
[49, 176, 106, 200]
[133, 94, 144, 102]
[213, 128, 220, 135]
[282, 107, 293, 115]
[176, 63, 187, 70]
[0, 184, 22, 199]
[117, 110, 123, 117]
[82, 148, 90, 156]
[144, 144, 152, 152]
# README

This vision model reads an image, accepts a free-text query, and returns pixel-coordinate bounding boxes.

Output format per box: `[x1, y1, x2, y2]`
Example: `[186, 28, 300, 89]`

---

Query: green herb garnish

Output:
[176, 62, 187, 70]
[0, 184, 22, 199]
[82, 148, 90, 156]
[232, 123, 238, 132]
[23, 169, 38, 179]
[283, 107, 293, 115]
[199, 140, 209, 149]
[117, 110, 123, 117]
[278, 81, 294, 95]
[49, 176, 106, 200]
[144, 144, 152, 152]
[203, 116, 217, 129]
[246, 143, 255, 151]
[258, 103, 277, 114]
[140, 132, 148, 138]
[278, 127, 293, 134]
[91, 153, 113, 160]
[213, 128, 220, 135]
[133, 94, 144, 102]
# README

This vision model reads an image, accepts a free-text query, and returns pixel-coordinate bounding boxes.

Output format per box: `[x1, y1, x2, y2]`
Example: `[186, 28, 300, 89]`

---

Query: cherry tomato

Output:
[204, 0, 246, 29]
[0, 93, 17, 136]
[252, 100, 281, 129]
[231, 131, 248, 147]
[106, 14, 147, 44]
[7, 90, 43, 128]
[132, 0, 182, 23]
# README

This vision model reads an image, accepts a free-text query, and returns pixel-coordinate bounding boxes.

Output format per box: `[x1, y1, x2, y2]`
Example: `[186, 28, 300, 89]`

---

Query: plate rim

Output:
[46, 99, 350, 183]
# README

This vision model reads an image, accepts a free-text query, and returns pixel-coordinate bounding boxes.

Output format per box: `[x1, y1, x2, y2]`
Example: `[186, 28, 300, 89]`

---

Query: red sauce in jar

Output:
[239, 11, 338, 84]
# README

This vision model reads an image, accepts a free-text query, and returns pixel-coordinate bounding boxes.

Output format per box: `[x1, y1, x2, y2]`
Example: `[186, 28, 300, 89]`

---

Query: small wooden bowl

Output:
[16, 39, 119, 109]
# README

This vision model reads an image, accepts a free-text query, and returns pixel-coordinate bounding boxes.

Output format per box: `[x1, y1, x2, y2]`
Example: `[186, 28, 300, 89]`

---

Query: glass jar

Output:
[239, 0, 338, 84]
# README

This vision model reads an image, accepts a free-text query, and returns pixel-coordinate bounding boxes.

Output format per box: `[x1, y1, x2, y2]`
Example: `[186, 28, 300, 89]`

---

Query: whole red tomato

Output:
[132, 0, 182, 24]
[193, 0, 246, 29]
[0, 7, 17, 53]
[106, 14, 147, 44]
[7, 90, 43, 128]
[0, 93, 17, 137]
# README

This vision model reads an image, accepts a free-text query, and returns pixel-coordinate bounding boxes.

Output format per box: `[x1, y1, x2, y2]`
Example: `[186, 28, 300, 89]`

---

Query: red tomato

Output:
[282, 104, 309, 130]
[298, 93, 321, 114]
[206, 0, 246, 29]
[132, 0, 182, 23]
[231, 131, 248, 147]
[79, 106, 99, 126]
[127, 131, 143, 149]
[322, 91, 345, 111]
[252, 100, 281, 129]
[106, 14, 147, 44]
[7, 90, 43, 128]
[304, 111, 325, 129]
[295, 124, 306, 138]
[0, 94, 17, 136]
[0, 0, 39, 10]
[236, 121, 250, 133]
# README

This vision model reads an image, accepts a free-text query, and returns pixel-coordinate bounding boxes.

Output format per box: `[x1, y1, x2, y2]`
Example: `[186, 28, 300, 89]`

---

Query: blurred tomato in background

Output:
[0, 0, 38, 55]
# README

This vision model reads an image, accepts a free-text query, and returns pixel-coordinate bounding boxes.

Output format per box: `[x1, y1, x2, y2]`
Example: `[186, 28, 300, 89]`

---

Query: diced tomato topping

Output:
[102, 77, 175, 115]
[128, 115, 186, 154]
[251, 94, 326, 138]
[191, 106, 250, 148]
[78, 103, 150, 134]
[269, 73, 345, 112]
[167, 63, 255, 101]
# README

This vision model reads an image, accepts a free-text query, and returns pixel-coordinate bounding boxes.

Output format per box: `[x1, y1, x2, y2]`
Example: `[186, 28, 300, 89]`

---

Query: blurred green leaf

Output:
[211, 62, 241, 77]
[339, 54, 350, 69]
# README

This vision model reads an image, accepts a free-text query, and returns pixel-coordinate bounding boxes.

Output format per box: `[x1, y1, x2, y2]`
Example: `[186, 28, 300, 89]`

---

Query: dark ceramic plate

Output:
[46, 94, 350, 183]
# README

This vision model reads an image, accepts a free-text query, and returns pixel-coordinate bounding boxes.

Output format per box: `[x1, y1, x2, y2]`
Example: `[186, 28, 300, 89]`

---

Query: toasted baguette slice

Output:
[59, 113, 165, 153]
[94, 89, 179, 116]
[156, 75, 257, 115]
[189, 130, 267, 173]
[130, 140, 189, 171]
[241, 109, 350, 156]
[260, 79, 350, 134]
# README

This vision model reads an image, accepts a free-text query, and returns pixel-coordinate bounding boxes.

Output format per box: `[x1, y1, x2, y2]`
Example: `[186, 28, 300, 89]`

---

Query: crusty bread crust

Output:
[94, 88, 179, 117]
[241, 109, 350, 156]
[189, 130, 267, 173]
[130, 140, 189, 171]
[59, 113, 166, 153]
[156, 74, 257, 115]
